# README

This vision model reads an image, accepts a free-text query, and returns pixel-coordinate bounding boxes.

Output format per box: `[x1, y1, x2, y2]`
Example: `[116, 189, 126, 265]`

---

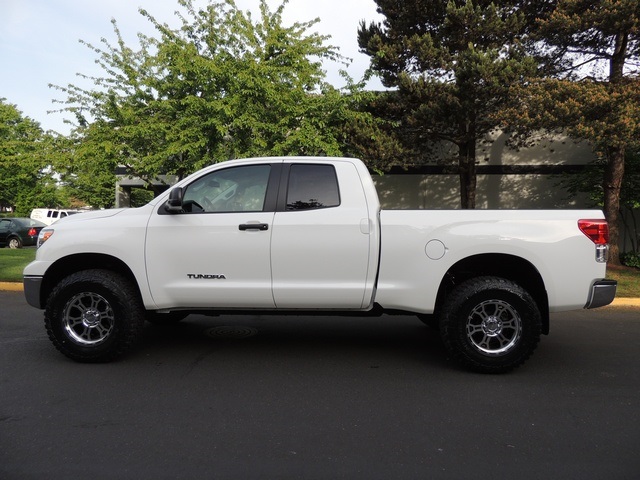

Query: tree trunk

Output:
[603, 145, 624, 265]
[458, 122, 477, 209]
[603, 31, 629, 265]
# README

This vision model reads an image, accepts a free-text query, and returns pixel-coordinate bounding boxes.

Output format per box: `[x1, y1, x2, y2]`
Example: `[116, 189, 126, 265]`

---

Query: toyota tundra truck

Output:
[23, 157, 617, 372]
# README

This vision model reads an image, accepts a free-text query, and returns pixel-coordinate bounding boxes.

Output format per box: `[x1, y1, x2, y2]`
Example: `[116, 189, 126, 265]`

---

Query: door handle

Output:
[239, 223, 269, 231]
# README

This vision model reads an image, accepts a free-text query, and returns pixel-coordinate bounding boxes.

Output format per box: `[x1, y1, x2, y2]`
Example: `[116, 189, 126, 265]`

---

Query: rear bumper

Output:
[584, 279, 617, 309]
[23, 276, 44, 309]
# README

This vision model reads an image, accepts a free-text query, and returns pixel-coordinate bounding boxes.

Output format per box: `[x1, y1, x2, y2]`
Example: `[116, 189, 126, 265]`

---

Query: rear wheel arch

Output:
[434, 254, 549, 334]
[8, 236, 22, 249]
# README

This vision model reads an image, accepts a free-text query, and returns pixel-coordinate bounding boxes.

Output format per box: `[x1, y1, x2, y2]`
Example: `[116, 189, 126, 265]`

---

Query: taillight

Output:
[579, 219, 609, 245]
[28, 228, 37, 236]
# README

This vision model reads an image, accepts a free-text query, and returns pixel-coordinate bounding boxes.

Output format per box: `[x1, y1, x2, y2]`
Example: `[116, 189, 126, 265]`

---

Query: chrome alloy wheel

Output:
[62, 292, 115, 346]
[466, 299, 523, 356]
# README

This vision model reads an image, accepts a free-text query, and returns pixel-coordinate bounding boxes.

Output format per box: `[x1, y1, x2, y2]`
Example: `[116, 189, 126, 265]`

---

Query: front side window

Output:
[182, 165, 271, 213]
[286, 164, 340, 211]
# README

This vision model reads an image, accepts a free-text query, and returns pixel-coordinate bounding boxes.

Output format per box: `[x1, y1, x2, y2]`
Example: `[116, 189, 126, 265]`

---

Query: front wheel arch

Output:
[40, 253, 143, 311]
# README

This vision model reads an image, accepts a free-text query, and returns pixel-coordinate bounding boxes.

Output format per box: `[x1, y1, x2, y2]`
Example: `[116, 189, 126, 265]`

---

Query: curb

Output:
[1, 281, 639, 307]
[0, 282, 23, 292]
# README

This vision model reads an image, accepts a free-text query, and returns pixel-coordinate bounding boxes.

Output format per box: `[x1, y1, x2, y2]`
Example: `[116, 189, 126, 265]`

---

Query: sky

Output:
[0, 0, 384, 134]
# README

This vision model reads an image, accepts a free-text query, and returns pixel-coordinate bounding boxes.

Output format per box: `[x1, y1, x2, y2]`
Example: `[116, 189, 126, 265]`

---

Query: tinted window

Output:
[183, 165, 271, 213]
[12, 218, 45, 228]
[286, 165, 340, 211]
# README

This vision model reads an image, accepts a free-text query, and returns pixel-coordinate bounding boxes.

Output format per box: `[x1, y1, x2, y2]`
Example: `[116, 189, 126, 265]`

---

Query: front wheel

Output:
[439, 276, 542, 373]
[44, 269, 146, 362]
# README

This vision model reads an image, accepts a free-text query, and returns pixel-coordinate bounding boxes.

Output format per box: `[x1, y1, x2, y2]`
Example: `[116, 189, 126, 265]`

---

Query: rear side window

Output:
[286, 165, 340, 211]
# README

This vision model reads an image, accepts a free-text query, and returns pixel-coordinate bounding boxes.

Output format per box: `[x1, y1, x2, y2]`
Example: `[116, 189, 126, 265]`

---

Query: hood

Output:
[52, 208, 127, 225]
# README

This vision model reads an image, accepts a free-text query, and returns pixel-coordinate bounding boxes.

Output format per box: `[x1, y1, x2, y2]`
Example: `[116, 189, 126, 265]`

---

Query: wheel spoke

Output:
[496, 333, 510, 349]
[467, 324, 484, 335]
[477, 336, 492, 350]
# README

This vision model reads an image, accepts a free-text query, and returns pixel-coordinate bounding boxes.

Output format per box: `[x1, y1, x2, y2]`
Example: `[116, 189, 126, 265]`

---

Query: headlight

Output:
[38, 229, 54, 248]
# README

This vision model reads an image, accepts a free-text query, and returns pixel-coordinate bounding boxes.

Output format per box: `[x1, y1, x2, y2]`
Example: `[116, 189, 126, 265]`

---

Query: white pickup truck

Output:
[23, 157, 616, 372]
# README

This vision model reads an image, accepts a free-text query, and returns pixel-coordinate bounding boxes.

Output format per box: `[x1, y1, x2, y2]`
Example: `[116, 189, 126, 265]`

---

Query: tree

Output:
[50, 127, 122, 209]
[502, 0, 640, 264]
[52, 0, 376, 190]
[358, 0, 539, 208]
[562, 147, 640, 265]
[0, 99, 61, 215]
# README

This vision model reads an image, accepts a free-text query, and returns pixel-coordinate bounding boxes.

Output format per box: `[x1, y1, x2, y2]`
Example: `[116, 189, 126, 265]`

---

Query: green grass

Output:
[607, 265, 640, 298]
[1, 248, 639, 297]
[0, 248, 36, 282]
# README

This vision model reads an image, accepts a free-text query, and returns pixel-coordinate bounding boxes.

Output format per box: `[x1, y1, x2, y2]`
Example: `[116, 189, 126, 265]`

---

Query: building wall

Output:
[372, 133, 595, 210]
[373, 173, 589, 210]
[620, 208, 640, 255]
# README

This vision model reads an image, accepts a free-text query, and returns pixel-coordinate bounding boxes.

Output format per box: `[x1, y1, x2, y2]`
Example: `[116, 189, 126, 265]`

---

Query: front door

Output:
[145, 163, 276, 309]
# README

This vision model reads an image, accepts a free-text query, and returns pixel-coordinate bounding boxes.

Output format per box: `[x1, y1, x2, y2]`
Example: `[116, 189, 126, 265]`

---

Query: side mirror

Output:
[164, 187, 184, 213]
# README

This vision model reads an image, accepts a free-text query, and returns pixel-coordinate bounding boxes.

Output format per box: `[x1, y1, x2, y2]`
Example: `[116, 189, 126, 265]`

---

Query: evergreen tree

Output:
[504, 0, 640, 264]
[358, 0, 539, 208]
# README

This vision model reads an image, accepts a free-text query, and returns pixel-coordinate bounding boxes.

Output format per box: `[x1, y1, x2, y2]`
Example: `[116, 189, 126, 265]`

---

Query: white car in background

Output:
[30, 208, 80, 226]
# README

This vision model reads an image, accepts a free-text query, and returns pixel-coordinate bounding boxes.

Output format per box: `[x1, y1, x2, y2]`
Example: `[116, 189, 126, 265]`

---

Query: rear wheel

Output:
[8, 237, 22, 249]
[439, 276, 542, 373]
[44, 269, 145, 362]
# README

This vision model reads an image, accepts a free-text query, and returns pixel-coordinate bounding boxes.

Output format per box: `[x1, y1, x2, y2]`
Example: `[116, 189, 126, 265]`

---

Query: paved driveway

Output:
[1, 291, 639, 479]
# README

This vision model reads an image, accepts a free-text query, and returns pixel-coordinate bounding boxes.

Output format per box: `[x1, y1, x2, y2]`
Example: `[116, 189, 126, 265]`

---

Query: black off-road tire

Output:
[44, 269, 146, 362]
[439, 276, 542, 373]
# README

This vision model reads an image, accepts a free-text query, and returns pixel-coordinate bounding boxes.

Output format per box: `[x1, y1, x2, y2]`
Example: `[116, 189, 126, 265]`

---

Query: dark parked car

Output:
[0, 217, 46, 248]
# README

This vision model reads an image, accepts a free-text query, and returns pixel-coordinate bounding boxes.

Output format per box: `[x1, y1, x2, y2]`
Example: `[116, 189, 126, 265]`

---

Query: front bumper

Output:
[23, 275, 44, 309]
[584, 279, 617, 309]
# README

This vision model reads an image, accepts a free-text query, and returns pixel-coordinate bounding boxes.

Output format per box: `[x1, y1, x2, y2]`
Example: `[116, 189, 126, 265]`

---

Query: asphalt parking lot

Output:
[1, 290, 639, 479]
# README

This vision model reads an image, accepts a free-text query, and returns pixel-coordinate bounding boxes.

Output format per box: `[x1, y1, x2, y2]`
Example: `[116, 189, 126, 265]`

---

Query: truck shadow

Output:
[136, 314, 451, 370]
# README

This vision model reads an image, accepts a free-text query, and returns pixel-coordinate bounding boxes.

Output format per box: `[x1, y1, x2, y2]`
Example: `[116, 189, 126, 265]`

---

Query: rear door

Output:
[270, 161, 373, 309]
